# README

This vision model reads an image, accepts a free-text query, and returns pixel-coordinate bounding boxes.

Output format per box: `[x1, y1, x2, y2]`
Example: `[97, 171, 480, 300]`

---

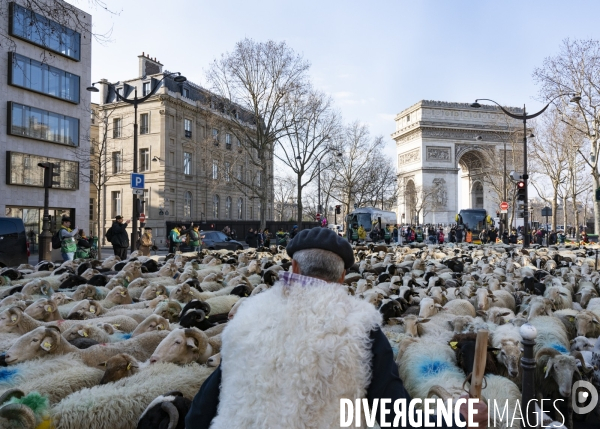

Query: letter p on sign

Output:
[131, 173, 145, 189]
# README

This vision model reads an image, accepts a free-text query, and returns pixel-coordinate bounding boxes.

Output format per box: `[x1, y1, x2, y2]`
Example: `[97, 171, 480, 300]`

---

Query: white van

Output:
[328, 224, 343, 236]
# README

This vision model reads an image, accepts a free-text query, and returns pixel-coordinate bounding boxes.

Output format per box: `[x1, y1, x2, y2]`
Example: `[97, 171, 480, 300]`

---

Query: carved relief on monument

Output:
[432, 178, 448, 208]
[426, 146, 451, 162]
[398, 148, 420, 166]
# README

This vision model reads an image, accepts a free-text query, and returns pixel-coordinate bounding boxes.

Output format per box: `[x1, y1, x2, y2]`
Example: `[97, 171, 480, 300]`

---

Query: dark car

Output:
[0, 217, 28, 267]
[202, 230, 244, 251]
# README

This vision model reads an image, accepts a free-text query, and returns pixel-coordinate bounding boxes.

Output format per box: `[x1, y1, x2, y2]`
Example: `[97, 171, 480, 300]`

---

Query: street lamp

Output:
[87, 72, 186, 252]
[470, 93, 579, 248]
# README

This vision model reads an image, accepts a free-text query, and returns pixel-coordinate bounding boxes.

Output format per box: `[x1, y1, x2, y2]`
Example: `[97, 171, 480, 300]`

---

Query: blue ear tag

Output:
[173, 272, 180, 280]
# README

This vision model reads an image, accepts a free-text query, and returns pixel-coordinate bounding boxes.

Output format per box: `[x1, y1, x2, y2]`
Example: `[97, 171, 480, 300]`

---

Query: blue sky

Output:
[82, 0, 600, 161]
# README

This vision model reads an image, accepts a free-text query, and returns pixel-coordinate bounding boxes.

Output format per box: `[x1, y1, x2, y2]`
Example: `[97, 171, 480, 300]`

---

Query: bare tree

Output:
[206, 38, 311, 229]
[71, 105, 129, 257]
[533, 38, 600, 233]
[273, 175, 297, 221]
[276, 86, 340, 228]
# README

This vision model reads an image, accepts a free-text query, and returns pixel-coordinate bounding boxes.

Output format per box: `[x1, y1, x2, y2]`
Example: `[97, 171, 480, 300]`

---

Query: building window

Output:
[257, 171, 262, 187]
[237, 165, 243, 181]
[8, 102, 79, 146]
[142, 189, 149, 208]
[169, 152, 175, 166]
[225, 197, 232, 219]
[142, 82, 151, 96]
[113, 118, 122, 138]
[90, 167, 95, 184]
[112, 152, 122, 174]
[140, 149, 149, 172]
[184, 191, 192, 218]
[213, 195, 220, 218]
[225, 133, 231, 149]
[249, 206, 253, 220]
[237, 138, 242, 152]
[212, 128, 219, 143]
[169, 200, 175, 216]
[257, 202, 261, 220]
[224, 162, 231, 182]
[112, 191, 121, 218]
[237, 198, 243, 220]
[9, 52, 80, 103]
[406, 114, 410, 122]
[89, 198, 94, 220]
[212, 160, 218, 179]
[7, 152, 78, 190]
[140, 113, 149, 134]
[9, 2, 81, 61]
[183, 88, 189, 98]
[184, 152, 192, 175]
[184, 119, 192, 138]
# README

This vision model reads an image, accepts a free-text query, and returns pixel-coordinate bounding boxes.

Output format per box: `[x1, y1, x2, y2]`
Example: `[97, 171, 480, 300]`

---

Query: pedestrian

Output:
[168, 225, 184, 253]
[230, 228, 237, 240]
[245, 228, 258, 248]
[139, 227, 153, 256]
[581, 231, 589, 244]
[263, 229, 271, 247]
[276, 227, 288, 246]
[257, 228, 265, 247]
[509, 229, 518, 244]
[106, 215, 129, 260]
[465, 228, 473, 243]
[58, 217, 78, 261]
[479, 229, 488, 244]
[75, 229, 91, 259]
[437, 227, 445, 244]
[188, 224, 203, 252]
[222, 226, 231, 237]
[392, 225, 399, 244]
[548, 230, 557, 246]
[357, 225, 366, 242]
[449, 228, 456, 243]
[488, 228, 498, 244]
[455, 226, 463, 243]
[185, 227, 487, 428]
[290, 225, 299, 239]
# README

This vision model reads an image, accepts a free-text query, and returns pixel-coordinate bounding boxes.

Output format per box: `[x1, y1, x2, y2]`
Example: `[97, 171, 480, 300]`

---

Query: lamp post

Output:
[87, 72, 186, 253]
[470, 93, 580, 248]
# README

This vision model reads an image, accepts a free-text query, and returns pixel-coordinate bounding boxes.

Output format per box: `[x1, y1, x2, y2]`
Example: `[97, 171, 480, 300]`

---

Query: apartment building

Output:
[0, 0, 92, 246]
[96, 54, 274, 246]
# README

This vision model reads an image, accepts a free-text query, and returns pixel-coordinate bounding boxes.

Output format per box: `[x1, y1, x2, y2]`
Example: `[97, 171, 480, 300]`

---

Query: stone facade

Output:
[0, 0, 92, 246]
[97, 55, 274, 245]
[393, 100, 522, 225]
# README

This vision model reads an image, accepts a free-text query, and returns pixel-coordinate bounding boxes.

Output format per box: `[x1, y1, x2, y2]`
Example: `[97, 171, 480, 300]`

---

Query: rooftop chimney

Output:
[138, 53, 163, 77]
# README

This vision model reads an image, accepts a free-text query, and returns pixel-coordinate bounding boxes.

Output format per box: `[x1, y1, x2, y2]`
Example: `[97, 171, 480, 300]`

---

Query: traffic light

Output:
[38, 162, 60, 188]
[516, 181, 526, 201]
[335, 205, 341, 214]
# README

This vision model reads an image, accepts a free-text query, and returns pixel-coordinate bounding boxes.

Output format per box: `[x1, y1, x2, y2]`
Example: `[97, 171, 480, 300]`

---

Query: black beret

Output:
[286, 227, 354, 269]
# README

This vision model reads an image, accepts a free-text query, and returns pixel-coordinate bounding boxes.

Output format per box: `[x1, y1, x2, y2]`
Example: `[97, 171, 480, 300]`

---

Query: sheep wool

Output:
[211, 272, 382, 429]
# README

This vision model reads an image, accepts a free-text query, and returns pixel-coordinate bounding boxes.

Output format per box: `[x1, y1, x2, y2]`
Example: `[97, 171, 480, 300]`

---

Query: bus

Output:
[345, 207, 397, 240]
[455, 209, 494, 239]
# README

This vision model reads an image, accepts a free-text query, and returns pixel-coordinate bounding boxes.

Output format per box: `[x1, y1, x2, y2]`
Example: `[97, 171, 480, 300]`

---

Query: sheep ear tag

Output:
[449, 341, 458, 350]
[45, 305, 54, 312]
[89, 306, 96, 314]
[41, 341, 52, 351]
[568, 317, 575, 322]
[157, 324, 164, 330]
[10, 315, 17, 322]
[78, 329, 88, 337]
[126, 363, 132, 371]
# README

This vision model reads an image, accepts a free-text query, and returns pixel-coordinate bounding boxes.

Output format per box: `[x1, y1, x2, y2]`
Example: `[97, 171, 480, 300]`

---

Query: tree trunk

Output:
[551, 195, 558, 232]
[97, 184, 103, 259]
[296, 176, 303, 229]
[563, 195, 568, 238]
[594, 174, 600, 235]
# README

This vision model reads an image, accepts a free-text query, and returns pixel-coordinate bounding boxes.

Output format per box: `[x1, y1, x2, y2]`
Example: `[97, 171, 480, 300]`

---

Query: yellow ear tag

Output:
[543, 366, 547, 372]
[157, 324, 164, 330]
[449, 341, 458, 350]
[113, 324, 120, 328]
[493, 350, 499, 355]
[126, 363, 132, 371]
[156, 291, 161, 296]
[89, 306, 96, 314]
[569, 317, 575, 322]
[11, 315, 17, 322]
[205, 315, 209, 319]
[45, 305, 53, 312]
[42, 341, 51, 349]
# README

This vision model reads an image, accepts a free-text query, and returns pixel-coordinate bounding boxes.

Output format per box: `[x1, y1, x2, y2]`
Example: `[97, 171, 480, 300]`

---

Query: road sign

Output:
[158, 209, 164, 216]
[541, 207, 552, 217]
[132, 189, 143, 195]
[500, 201, 509, 210]
[316, 213, 321, 221]
[131, 173, 145, 189]
[500, 209, 508, 214]
[139, 213, 146, 223]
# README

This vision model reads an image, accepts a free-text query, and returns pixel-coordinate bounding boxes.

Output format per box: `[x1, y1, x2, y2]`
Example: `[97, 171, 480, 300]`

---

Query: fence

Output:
[163, 220, 320, 241]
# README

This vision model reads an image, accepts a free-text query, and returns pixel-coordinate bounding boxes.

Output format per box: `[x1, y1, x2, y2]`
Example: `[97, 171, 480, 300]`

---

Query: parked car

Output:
[0, 217, 28, 267]
[202, 230, 244, 251]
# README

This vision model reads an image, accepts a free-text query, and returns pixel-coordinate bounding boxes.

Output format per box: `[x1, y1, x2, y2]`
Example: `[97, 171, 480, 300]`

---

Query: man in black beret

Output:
[186, 228, 487, 429]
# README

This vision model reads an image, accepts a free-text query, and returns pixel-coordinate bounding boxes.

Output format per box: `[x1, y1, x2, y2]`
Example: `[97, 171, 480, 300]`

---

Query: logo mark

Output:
[572, 381, 598, 414]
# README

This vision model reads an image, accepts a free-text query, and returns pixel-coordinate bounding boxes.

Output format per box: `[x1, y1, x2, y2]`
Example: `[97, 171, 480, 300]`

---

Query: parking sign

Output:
[131, 173, 145, 189]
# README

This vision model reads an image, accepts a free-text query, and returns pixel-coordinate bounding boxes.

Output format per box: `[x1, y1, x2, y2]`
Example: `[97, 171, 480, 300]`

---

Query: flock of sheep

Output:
[0, 241, 599, 429]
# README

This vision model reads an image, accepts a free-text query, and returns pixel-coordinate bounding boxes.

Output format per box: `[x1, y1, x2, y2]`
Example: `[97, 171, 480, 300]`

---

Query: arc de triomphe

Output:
[393, 100, 523, 225]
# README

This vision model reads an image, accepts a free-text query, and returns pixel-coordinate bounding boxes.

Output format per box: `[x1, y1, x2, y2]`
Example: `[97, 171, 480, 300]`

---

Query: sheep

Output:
[0, 357, 105, 405]
[51, 362, 214, 429]
[149, 327, 221, 365]
[98, 353, 142, 384]
[24, 298, 61, 321]
[137, 391, 191, 429]
[139, 284, 168, 301]
[131, 314, 171, 337]
[205, 295, 240, 318]
[543, 285, 573, 311]
[66, 299, 107, 319]
[61, 322, 132, 344]
[472, 288, 516, 312]
[0, 306, 140, 334]
[4, 327, 168, 367]
[530, 316, 570, 355]
[490, 323, 523, 380]
[570, 336, 596, 352]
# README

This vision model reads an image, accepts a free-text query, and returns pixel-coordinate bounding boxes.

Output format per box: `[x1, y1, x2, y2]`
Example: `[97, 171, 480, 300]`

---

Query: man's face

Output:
[63, 221, 71, 228]
[117, 218, 123, 224]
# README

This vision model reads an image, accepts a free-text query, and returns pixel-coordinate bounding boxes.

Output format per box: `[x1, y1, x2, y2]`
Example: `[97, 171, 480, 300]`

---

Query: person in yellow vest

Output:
[465, 229, 473, 243]
[139, 227, 153, 256]
[357, 225, 366, 242]
[59, 217, 78, 261]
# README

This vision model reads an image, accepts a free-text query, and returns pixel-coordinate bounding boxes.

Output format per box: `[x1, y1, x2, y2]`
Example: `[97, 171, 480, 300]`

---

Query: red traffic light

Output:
[517, 181, 525, 189]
